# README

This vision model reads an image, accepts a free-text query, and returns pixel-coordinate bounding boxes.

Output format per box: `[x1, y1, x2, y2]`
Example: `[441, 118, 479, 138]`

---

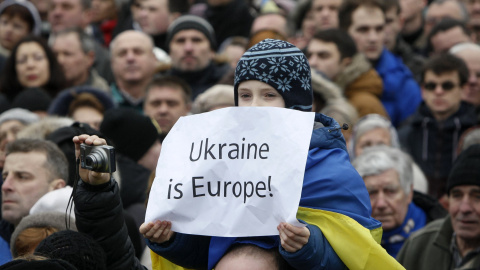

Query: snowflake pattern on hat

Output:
[234, 39, 313, 111]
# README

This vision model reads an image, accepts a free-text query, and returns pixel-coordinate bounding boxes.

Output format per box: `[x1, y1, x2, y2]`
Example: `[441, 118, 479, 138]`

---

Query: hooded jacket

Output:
[148, 113, 404, 270]
[0, 0, 41, 35]
[335, 54, 388, 119]
[0, 0, 42, 57]
[398, 101, 477, 197]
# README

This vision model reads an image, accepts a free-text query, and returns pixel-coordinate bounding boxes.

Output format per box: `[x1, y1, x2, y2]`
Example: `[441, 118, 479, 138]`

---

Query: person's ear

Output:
[86, 51, 95, 67]
[82, 9, 93, 26]
[169, 12, 181, 24]
[340, 57, 352, 69]
[407, 184, 414, 203]
[49, 179, 66, 191]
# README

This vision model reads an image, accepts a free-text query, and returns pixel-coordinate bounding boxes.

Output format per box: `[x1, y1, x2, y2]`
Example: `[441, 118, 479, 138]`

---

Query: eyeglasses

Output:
[422, 81, 457, 91]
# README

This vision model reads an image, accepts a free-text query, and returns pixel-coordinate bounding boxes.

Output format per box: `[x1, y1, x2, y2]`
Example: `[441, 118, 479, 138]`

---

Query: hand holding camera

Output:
[73, 134, 113, 185]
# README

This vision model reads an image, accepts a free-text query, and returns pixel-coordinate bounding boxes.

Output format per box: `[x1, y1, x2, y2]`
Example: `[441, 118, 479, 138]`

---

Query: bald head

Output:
[425, 0, 468, 35]
[251, 13, 289, 38]
[110, 31, 157, 96]
[450, 42, 480, 106]
[110, 30, 154, 52]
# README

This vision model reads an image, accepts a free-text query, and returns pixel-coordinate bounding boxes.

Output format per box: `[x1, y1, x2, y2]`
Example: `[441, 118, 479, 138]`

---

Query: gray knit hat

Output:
[10, 212, 77, 257]
[234, 39, 313, 111]
[165, 15, 216, 51]
[0, 108, 39, 126]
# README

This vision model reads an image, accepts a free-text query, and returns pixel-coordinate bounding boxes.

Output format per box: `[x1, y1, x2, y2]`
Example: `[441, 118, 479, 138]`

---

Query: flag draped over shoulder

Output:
[295, 145, 405, 270]
[297, 207, 404, 270]
[151, 250, 191, 270]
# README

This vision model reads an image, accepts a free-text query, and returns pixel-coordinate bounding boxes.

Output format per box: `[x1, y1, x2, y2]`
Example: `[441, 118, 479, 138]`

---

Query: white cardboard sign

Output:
[145, 107, 314, 237]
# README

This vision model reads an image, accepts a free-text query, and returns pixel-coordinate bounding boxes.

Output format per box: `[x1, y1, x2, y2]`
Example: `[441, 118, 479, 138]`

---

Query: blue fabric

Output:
[279, 223, 344, 269]
[375, 49, 422, 127]
[382, 202, 427, 258]
[0, 236, 11, 265]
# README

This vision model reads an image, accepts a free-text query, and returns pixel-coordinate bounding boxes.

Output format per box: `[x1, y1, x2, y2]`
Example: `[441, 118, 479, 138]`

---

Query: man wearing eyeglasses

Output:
[398, 53, 477, 202]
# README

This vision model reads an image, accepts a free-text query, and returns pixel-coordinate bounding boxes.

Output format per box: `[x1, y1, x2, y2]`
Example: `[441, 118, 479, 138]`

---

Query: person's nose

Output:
[250, 96, 260, 107]
[375, 191, 388, 210]
[184, 39, 194, 51]
[320, 8, 331, 17]
[459, 196, 474, 214]
[137, 6, 147, 18]
[469, 71, 478, 85]
[308, 55, 318, 69]
[368, 30, 379, 42]
[51, 5, 62, 17]
[1, 173, 13, 193]
[125, 50, 136, 62]
[158, 102, 169, 114]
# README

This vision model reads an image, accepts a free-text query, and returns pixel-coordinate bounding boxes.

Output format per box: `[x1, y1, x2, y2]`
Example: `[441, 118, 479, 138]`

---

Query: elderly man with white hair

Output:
[352, 145, 447, 258]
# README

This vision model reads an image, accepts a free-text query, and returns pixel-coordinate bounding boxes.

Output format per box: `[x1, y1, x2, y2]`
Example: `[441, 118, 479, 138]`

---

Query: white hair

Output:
[449, 42, 480, 55]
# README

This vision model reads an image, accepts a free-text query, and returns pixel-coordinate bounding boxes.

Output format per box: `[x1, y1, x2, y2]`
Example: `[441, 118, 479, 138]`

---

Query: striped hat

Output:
[234, 39, 312, 111]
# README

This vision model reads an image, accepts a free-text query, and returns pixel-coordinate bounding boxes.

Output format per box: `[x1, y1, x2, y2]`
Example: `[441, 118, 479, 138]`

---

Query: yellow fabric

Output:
[151, 249, 192, 270]
[297, 207, 405, 270]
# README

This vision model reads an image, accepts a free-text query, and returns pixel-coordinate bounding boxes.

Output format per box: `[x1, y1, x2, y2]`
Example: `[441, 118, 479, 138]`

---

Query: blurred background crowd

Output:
[0, 0, 478, 269]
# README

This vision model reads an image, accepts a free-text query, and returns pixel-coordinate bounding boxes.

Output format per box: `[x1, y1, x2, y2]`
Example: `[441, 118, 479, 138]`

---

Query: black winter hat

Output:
[166, 15, 217, 51]
[11, 88, 52, 112]
[447, 144, 480, 194]
[100, 107, 158, 162]
[234, 39, 313, 112]
[34, 230, 106, 270]
[0, 259, 77, 270]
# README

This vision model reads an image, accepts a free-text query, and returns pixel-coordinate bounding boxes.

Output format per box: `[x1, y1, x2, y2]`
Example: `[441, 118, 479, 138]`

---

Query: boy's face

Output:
[237, 80, 285, 108]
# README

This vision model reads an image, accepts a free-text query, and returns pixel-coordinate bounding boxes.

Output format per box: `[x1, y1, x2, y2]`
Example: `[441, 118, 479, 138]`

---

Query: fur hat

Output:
[447, 144, 480, 194]
[166, 15, 216, 51]
[10, 212, 77, 258]
[234, 39, 313, 111]
[34, 230, 106, 270]
[192, 84, 234, 114]
[100, 108, 158, 162]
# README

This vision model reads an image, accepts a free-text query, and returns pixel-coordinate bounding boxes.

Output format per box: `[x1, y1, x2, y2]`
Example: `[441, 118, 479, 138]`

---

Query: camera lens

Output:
[85, 150, 107, 171]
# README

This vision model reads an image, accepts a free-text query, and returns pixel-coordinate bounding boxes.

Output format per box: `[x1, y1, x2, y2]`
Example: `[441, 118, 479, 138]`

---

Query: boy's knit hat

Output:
[166, 15, 216, 51]
[447, 144, 480, 194]
[234, 39, 313, 112]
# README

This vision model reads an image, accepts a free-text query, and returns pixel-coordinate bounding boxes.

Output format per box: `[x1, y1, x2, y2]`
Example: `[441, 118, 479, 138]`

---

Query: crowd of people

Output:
[0, 0, 478, 269]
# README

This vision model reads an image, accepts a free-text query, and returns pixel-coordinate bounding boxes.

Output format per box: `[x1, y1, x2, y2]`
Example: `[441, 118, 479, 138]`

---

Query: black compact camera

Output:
[80, 143, 116, 173]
